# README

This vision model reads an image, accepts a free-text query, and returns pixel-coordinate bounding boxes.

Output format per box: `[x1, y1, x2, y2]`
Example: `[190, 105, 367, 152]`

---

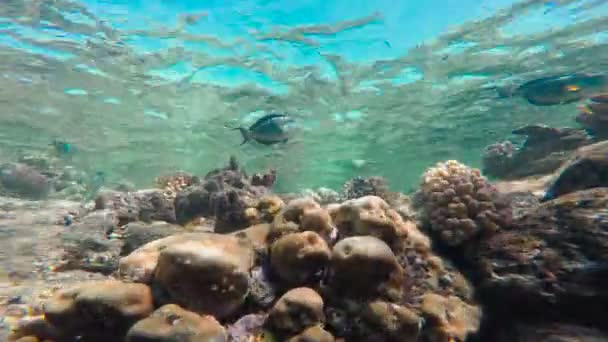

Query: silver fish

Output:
[234, 113, 296, 145]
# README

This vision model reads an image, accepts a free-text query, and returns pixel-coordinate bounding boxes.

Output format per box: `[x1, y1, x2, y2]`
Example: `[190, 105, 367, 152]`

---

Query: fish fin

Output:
[234, 127, 250, 145]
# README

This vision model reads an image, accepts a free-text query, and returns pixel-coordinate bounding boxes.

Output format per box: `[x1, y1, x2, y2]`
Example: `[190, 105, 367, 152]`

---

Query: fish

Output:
[50, 139, 75, 156]
[514, 73, 608, 106]
[234, 113, 296, 145]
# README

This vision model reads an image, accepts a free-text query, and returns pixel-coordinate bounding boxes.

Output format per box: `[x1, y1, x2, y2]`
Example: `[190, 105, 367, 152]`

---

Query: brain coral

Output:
[419, 160, 512, 247]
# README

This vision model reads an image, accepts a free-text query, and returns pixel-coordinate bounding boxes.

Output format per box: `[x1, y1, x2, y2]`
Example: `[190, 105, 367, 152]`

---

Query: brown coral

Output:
[419, 160, 512, 247]
[155, 172, 199, 200]
[270, 197, 335, 242]
[329, 195, 430, 252]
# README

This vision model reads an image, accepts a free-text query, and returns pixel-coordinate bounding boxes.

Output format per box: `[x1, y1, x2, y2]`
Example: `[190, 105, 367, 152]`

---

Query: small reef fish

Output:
[234, 113, 296, 145]
[514, 73, 608, 106]
[50, 139, 75, 156]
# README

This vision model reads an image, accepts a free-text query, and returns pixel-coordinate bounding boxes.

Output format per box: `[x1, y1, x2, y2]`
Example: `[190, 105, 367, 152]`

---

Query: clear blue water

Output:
[0, 0, 607, 193]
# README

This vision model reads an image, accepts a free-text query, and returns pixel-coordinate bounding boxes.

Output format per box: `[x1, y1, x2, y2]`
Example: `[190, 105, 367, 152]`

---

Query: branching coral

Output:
[419, 160, 512, 247]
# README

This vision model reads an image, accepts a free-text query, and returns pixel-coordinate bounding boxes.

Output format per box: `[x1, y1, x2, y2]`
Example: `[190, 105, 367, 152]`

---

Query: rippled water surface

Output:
[1, 0, 607, 192]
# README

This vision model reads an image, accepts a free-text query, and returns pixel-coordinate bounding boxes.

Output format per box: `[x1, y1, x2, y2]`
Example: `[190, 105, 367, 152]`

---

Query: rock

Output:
[270, 231, 331, 286]
[126, 304, 227, 342]
[121, 221, 196, 255]
[270, 198, 335, 241]
[361, 301, 421, 342]
[543, 140, 608, 200]
[226, 313, 267, 341]
[420, 293, 481, 342]
[340, 176, 394, 203]
[154, 172, 199, 200]
[330, 236, 403, 300]
[0, 163, 52, 199]
[488, 322, 608, 342]
[7, 316, 59, 342]
[330, 196, 428, 252]
[482, 125, 592, 180]
[230, 223, 271, 251]
[174, 156, 273, 233]
[482, 141, 516, 178]
[95, 189, 176, 225]
[137, 190, 177, 223]
[248, 195, 285, 226]
[287, 325, 335, 342]
[474, 188, 608, 330]
[57, 210, 122, 274]
[43, 280, 154, 340]
[576, 93, 608, 140]
[267, 288, 325, 335]
[512, 124, 589, 151]
[119, 233, 201, 283]
[153, 233, 254, 318]
[299, 188, 341, 205]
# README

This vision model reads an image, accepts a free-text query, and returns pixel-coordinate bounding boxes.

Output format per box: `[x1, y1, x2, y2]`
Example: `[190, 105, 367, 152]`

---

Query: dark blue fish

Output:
[515, 73, 608, 106]
[234, 113, 296, 145]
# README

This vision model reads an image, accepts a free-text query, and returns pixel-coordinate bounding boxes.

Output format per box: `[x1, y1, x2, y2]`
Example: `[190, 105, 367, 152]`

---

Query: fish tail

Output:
[234, 127, 250, 145]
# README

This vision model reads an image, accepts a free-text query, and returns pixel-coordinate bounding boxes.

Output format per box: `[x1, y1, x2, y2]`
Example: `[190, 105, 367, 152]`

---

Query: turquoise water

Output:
[1, 0, 607, 193]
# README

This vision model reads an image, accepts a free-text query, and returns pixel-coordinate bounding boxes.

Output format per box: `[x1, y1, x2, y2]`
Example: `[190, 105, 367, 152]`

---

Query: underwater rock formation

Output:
[43, 280, 154, 341]
[0, 163, 52, 199]
[418, 160, 512, 248]
[266, 287, 325, 336]
[542, 140, 608, 201]
[482, 124, 592, 179]
[56, 209, 122, 274]
[126, 304, 227, 342]
[481, 141, 516, 178]
[7, 189, 480, 342]
[329, 236, 404, 300]
[464, 188, 608, 335]
[269, 197, 335, 242]
[95, 189, 176, 225]
[154, 172, 199, 200]
[270, 231, 331, 287]
[120, 221, 206, 256]
[174, 156, 277, 232]
[341, 176, 391, 201]
[488, 322, 608, 342]
[576, 93, 608, 139]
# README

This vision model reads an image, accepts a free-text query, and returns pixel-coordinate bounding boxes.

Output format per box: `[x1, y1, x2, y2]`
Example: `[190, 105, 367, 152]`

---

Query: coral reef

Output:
[154, 172, 199, 200]
[472, 187, 608, 337]
[0, 163, 52, 199]
[481, 141, 516, 178]
[126, 304, 227, 342]
[418, 160, 512, 247]
[174, 156, 278, 233]
[9, 151, 608, 342]
[341, 176, 391, 201]
[4, 172, 479, 342]
[95, 189, 177, 225]
[542, 140, 608, 201]
[482, 124, 592, 179]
